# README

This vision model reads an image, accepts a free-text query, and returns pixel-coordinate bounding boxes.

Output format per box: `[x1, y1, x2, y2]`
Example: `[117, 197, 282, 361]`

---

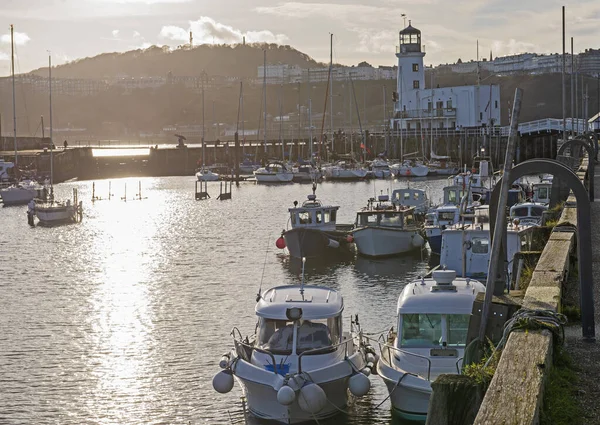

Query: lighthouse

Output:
[396, 21, 425, 114]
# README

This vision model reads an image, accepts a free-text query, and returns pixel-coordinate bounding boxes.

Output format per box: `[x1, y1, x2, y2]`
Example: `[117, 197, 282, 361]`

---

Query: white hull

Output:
[35, 203, 78, 224]
[395, 165, 429, 177]
[254, 172, 294, 183]
[372, 169, 392, 179]
[353, 227, 423, 257]
[196, 171, 219, 181]
[0, 186, 42, 205]
[325, 167, 368, 180]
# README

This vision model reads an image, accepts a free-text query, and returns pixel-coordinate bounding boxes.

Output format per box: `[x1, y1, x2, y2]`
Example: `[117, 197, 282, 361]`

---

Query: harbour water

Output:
[0, 176, 450, 424]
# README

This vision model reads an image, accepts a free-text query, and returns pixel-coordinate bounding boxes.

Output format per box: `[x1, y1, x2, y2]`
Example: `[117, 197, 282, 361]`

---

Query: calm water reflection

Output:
[0, 176, 448, 424]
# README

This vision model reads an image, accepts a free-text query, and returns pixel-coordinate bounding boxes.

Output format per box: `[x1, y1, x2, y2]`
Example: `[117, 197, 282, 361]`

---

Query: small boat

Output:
[213, 272, 375, 423]
[0, 178, 47, 206]
[239, 157, 260, 174]
[0, 158, 15, 183]
[391, 159, 429, 177]
[531, 181, 552, 205]
[391, 187, 431, 215]
[427, 151, 459, 176]
[196, 167, 220, 181]
[509, 202, 548, 226]
[452, 157, 495, 200]
[32, 189, 82, 226]
[292, 162, 322, 183]
[370, 158, 392, 179]
[323, 160, 368, 181]
[254, 161, 294, 183]
[279, 186, 353, 258]
[352, 193, 425, 257]
[376, 269, 486, 420]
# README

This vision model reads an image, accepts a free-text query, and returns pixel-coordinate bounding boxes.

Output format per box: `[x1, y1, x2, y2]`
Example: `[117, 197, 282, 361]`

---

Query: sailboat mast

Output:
[241, 81, 245, 155]
[202, 73, 205, 168]
[49, 54, 53, 190]
[329, 33, 334, 152]
[263, 49, 267, 153]
[308, 98, 313, 158]
[11, 25, 17, 169]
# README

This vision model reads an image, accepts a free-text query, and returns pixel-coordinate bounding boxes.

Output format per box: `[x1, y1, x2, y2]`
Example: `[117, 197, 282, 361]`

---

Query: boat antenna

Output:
[312, 182, 317, 196]
[256, 238, 270, 301]
[300, 257, 306, 299]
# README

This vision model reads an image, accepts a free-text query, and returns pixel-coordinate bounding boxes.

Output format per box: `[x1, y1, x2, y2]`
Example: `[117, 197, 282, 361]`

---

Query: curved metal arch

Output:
[489, 158, 595, 341]
[580, 132, 599, 160]
[557, 139, 594, 201]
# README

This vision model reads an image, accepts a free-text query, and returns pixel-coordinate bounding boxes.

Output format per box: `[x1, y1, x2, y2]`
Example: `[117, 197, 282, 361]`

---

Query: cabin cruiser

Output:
[509, 202, 548, 226]
[213, 279, 375, 423]
[439, 205, 537, 279]
[352, 194, 425, 257]
[376, 269, 486, 420]
[254, 161, 294, 183]
[196, 167, 220, 181]
[323, 160, 368, 181]
[391, 159, 429, 177]
[279, 186, 353, 258]
[0, 178, 47, 206]
[391, 187, 431, 216]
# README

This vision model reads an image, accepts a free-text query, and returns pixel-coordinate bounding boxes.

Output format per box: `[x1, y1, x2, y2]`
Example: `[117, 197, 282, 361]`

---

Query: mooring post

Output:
[478, 88, 523, 342]
[234, 131, 240, 186]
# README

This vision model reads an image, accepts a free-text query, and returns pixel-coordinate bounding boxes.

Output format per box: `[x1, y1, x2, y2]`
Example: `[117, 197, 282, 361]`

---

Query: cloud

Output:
[0, 52, 9, 61]
[352, 28, 397, 54]
[112, 29, 120, 38]
[133, 30, 142, 39]
[93, 0, 191, 3]
[491, 39, 537, 57]
[0, 31, 31, 46]
[159, 16, 289, 45]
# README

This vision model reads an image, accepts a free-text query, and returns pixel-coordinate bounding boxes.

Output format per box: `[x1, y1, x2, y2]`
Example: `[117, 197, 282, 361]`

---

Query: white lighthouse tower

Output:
[396, 20, 425, 116]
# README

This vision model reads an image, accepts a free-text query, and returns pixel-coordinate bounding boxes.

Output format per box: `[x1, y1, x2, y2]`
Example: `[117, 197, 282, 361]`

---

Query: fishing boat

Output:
[254, 161, 294, 183]
[376, 269, 486, 420]
[352, 193, 425, 257]
[509, 202, 548, 225]
[531, 181, 552, 204]
[213, 263, 376, 423]
[452, 157, 495, 200]
[279, 185, 353, 258]
[391, 187, 431, 215]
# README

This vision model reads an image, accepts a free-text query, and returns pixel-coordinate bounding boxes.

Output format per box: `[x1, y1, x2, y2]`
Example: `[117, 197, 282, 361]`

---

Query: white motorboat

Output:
[196, 167, 220, 181]
[292, 163, 322, 183]
[352, 194, 425, 257]
[280, 186, 353, 258]
[323, 160, 368, 181]
[213, 279, 375, 424]
[1, 179, 47, 206]
[239, 157, 259, 174]
[439, 205, 537, 279]
[531, 181, 552, 204]
[509, 202, 548, 226]
[254, 161, 294, 183]
[391, 187, 431, 215]
[392, 160, 429, 177]
[452, 157, 496, 199]
[376, 269, 486, 420]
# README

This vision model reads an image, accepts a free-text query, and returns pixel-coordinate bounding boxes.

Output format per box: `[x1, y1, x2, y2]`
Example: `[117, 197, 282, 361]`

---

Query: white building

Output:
[393, 22, 501, 130]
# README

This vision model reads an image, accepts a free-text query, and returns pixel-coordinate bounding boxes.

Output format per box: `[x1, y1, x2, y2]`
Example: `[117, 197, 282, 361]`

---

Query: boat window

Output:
[438, 211, 455, 222]
[425, 213, 435, 226]
[298, 211, 312, 224]
[404, 213, 415, 226]
[297, 317, 339, 354]
[446, 314, 471, 346]
[330, 210, 336, 222]
[400, 314, 443, 347]
[537, 187, 549, 199]
[413, 192, 421, 201]
[359, 213, 378, 226]
[531, 207, 545, 216]
[257, 318, 294, 355]
[404, 192, 411, 200]
[380, 213, 402, 227]
[315, 211, 322, 224]
[290, 212, 298, 225]
[447, 190, 458, 204]
[323, 210, 331, 223]
[512, 207, 528, 217]
[471, 237, 489, 254]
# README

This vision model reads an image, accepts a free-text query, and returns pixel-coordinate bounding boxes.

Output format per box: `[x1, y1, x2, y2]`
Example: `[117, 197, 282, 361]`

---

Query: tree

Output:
[457, 58, 463, 64]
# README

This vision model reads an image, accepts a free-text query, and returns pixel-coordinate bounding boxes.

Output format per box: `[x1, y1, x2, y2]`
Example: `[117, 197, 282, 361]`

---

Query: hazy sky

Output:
[0, 0, 598, 76]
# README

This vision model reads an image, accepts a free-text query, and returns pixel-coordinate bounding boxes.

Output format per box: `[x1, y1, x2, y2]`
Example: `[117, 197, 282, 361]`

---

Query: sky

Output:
[0, 0, 598, 76]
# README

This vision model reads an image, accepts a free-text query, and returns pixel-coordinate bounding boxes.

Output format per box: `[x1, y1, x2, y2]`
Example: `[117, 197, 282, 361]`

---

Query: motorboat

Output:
[531, 182, 552, 205]
[370, 158, 392, 179]
[376, 269, 486, 420]
[323, 160, 368, 181]
[0, 159, 15, 183]
[391, 159, 429, 177]
[254, 161, 294, 183]
[391, 187, 431, 216]
[213, 278, 376, 423]
[452, 158, 495, 200]
[439, 205, 538, 279]
[509, 202, 548, 226]
[279, 186, 353, 259]
[352, 194, 425, 258]
[239, 157, 260, 174]
[292, 162, 322, 183]
[196, 167, 220, 181]
[427, 151, 459, 176]
[0, 178, 47, 206]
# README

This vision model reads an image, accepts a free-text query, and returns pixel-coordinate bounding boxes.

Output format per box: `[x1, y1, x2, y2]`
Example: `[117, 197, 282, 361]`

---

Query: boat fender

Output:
[327, 238, 340, 249]
[212, 370, 234, 394]
[276, 236, 286, 249]
[276, 385, 296, 405]
[411, 234, 425, 248]
[219, 354, 230, 369]
[298, 383, 326, 414]
[346, 234, 354, 243]
[348, 372, 371, 397]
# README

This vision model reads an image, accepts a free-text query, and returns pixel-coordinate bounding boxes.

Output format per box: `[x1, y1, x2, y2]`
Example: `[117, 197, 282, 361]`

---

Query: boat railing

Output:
[231, 336, 281, 375]
[456, 357, 464, 374]
[297, 337, 354, 374]
[378, 341, 432, 381]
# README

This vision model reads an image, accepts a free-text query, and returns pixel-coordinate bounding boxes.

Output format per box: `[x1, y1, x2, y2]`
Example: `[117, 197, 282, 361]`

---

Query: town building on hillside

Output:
[393, 22, 501, 130]
[256, 63, 397, 84]
[578, 49, 600, 76]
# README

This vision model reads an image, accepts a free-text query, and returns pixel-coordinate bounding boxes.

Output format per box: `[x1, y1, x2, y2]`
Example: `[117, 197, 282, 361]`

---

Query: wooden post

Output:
[426, 375, 485, 425]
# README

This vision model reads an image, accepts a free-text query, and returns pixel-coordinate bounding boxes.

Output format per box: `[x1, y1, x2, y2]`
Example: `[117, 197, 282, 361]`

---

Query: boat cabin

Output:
[531, 182, 551, 204]
[355, 195, 418, 229]
[391, 188, 430, 214]
[264, 162, 289, 173]
[288, 194, 339, 231]
[253, 285, 344, 372]
[509, 202, 548, 225]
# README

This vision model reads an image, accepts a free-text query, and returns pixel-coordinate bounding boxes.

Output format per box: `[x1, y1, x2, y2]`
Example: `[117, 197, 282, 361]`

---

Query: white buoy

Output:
[348, 373, 371, 397]
[219, 355, 230, 369]
[411, 234, 425, 248]
[366, 353, 376, 364]
[277, 385, 296, 405]
[212, 370, 234, 394]
[298, 383, 326, 414]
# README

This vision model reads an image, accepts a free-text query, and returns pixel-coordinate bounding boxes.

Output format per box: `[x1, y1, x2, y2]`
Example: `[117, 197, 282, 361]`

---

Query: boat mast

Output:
[49, 53, 53, 193]
[241, 81, 245, 156]
[263, 49, 267, 153]
[329, 33, 334, 153]
[202, 72, 205, 168]
[308, 98, 313, 159]
[11, 25, 17, 169]
[279, 84, 284, 161]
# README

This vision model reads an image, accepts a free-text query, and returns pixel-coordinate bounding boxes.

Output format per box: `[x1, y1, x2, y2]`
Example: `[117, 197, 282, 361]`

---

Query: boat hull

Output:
[196, 172, 219, 182]
[283, 228, 351, 259]
[353, 227, 423, 257]
[325, 168, 368, 180]
[395, 165, 429, 177]
[35, 204, 78, 225]
[254, 172, 294, 183]
[0, 187, 44, 206]
[425, 229, 442, 255]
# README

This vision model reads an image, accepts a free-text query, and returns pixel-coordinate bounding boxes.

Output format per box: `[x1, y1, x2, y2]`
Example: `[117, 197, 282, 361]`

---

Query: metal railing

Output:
[297, 337, 354, 374]
[378, 341, 432, 381]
